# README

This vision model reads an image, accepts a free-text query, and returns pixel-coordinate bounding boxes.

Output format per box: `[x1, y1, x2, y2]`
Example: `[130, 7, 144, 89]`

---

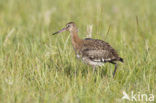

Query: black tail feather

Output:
[119, 57, 124, 63]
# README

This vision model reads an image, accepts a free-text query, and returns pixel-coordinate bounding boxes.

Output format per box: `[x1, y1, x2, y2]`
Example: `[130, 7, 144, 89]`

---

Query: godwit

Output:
[52, 22, 123, 77]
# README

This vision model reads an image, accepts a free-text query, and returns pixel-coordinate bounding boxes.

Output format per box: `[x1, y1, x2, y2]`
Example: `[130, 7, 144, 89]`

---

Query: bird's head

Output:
[52, 22, 77, 35]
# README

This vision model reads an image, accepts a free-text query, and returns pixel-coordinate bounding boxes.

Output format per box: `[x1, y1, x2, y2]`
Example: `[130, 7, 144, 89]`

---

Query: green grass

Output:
[0, 0, 156, 103]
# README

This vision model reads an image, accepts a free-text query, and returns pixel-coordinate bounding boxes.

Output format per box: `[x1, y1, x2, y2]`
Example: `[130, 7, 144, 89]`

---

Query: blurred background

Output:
[0, 0, 156, 103]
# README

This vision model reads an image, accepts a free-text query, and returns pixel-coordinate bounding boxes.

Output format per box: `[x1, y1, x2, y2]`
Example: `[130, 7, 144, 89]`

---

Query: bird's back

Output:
[79, 38, 123, 63]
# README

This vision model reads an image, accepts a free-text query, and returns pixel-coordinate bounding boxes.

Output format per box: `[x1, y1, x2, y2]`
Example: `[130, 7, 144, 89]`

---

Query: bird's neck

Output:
[70, 29, 83, 50]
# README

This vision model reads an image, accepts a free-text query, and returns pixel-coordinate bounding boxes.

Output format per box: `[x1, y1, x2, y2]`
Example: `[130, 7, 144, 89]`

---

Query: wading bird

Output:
[52, 22, 123, 77]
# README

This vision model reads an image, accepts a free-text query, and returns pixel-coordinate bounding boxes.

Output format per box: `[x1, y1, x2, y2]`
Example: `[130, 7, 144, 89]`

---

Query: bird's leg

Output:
[92, 65, 96, 73]
[110, 61, 117, 77]
[113, 63, 117, 77]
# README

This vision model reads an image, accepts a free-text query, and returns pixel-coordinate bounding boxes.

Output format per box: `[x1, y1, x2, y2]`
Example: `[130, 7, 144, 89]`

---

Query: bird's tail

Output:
[119, 57, 124, 63]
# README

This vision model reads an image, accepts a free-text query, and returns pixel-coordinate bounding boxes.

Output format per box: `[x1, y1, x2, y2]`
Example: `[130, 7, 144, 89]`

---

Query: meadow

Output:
[0, 0, 156, 103]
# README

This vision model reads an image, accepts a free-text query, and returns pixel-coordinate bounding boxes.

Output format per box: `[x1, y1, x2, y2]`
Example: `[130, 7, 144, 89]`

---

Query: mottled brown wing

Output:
[81, 38, 119, 62]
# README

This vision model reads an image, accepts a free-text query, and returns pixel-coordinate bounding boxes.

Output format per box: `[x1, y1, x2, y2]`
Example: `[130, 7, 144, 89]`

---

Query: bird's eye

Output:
[67, 24, 70, 28]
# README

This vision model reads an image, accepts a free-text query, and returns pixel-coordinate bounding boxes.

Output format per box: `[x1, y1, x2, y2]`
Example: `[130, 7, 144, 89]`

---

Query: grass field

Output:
[0, 0, 156, 103]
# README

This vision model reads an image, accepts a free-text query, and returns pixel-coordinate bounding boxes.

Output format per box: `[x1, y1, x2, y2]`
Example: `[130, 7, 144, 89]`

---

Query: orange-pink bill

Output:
[52, 27, 67, 35]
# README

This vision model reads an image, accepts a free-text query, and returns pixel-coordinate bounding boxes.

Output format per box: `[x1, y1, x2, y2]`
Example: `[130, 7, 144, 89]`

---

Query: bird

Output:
[52, 22, 123, 77]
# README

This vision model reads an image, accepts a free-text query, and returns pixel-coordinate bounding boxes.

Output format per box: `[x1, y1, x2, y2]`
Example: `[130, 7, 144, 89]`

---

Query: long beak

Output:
[52, 27, 67, 35]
